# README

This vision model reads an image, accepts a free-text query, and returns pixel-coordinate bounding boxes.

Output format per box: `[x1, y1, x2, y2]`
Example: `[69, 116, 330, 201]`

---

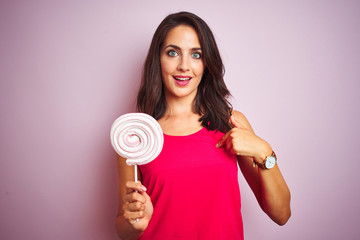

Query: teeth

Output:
[174, 77, 191, 81]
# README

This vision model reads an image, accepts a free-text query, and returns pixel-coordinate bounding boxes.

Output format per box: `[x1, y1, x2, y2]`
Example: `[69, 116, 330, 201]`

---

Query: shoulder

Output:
[231, 110, 254, 132]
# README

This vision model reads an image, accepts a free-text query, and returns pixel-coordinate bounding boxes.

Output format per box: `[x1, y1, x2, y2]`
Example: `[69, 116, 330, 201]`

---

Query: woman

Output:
[115, 12, 291, 240]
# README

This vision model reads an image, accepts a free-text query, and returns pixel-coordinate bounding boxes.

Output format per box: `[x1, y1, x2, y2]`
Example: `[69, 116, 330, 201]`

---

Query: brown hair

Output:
[136, 11, 233, 133]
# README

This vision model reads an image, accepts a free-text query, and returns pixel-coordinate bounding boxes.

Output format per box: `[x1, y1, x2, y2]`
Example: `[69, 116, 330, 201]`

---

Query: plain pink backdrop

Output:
[1, 0, 359, 239]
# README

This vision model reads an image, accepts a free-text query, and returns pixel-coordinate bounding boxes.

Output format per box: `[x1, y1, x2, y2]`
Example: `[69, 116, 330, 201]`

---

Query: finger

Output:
[141, 190, 151, 202]
[225, 137, 233, 153]
[127, 201, 145, 212]
[124, 191, 146, 204]
[126, 181, 147, 194]
[230, 115, 242, 129]
[216, 132, 229, 148]
[124, 210, 145, 222]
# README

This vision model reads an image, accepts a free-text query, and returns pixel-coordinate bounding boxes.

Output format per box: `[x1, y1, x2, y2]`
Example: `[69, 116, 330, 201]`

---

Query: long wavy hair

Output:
[136, 11, 233, 133]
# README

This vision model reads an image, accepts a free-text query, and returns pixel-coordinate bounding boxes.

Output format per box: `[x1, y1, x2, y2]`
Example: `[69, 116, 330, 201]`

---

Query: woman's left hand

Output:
[217, 113, 291, 225]
[216, 115, 272, 163]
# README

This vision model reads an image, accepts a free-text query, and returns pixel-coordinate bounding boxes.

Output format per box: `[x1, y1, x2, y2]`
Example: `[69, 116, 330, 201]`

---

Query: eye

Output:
[167, 50, 178, 57]
[192, 52, 202, 59]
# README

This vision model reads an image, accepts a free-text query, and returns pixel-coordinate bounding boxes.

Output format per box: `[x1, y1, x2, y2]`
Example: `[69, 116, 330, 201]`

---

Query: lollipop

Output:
[110, 113, 164, 182]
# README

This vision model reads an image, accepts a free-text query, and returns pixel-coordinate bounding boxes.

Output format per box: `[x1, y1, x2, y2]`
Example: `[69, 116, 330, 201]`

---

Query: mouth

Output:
[173, 76, 192, 86]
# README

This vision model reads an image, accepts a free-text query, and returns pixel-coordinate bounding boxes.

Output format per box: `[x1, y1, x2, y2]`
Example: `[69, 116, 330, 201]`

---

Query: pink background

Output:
[1, 0, 359, 239]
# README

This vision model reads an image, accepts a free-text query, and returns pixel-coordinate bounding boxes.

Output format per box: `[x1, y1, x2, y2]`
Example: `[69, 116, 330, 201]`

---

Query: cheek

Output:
[160, 59, 166, 73]
[160, 60, 172, 86]
[161, 59, 174, 75]
[194, 62, 205, 76]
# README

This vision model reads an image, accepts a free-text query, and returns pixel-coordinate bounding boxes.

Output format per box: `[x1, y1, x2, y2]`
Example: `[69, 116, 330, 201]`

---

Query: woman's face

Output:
[160, 25, 205, 100]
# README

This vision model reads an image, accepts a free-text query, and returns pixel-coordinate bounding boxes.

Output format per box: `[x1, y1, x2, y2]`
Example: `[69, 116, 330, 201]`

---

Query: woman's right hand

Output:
[123, 181, 153, 232]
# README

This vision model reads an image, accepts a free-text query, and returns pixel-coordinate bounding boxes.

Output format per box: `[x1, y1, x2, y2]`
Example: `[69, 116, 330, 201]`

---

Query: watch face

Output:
[265, 156, 276, 169]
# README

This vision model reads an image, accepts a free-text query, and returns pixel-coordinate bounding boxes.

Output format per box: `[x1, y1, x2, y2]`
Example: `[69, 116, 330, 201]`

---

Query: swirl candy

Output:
[110, 113, 164, 166]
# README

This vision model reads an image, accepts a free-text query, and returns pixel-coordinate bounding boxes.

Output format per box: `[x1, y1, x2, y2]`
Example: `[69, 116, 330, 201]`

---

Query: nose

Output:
[177, 56, 190, 72]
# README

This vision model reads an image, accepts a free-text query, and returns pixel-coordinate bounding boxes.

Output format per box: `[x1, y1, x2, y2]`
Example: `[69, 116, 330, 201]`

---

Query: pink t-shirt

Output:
[139, 127, 244, 239]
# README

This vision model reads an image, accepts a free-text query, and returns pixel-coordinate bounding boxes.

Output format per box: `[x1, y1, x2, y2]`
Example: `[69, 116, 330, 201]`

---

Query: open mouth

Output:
[173, 76, 192, 86]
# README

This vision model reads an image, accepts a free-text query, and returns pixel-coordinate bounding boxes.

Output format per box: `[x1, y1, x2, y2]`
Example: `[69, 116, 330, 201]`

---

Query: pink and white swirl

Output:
[110, 113, 164, 165]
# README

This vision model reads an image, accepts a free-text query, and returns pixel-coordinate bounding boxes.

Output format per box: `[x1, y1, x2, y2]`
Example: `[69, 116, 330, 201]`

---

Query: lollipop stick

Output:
[134, 164, 139, 222]
[134, 164, 138, 182]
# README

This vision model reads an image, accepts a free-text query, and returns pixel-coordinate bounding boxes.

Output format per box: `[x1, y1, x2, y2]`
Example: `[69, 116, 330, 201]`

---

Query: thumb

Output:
[230, 115, 242, 129]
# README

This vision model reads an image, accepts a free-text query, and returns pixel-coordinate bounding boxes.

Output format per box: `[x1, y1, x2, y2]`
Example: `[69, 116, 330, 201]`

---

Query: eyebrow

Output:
[164, 44, 202, 51]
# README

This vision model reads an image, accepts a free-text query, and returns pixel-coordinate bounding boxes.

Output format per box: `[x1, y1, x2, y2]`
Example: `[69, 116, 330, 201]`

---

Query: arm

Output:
[217, 110, 291, 225]
[115, 155, 153, 239]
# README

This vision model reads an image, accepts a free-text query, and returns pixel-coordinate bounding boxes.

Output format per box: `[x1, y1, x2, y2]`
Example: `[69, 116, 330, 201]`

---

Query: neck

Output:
[164, 93, 197, 117]
[159, 92, 203, 135]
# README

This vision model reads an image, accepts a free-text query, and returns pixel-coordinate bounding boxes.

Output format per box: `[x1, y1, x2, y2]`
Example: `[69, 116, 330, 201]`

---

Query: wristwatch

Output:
[253, 151, 277, 169]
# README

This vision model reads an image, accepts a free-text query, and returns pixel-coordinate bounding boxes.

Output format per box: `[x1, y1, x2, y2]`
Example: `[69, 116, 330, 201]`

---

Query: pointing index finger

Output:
[216, 132, 229, 148]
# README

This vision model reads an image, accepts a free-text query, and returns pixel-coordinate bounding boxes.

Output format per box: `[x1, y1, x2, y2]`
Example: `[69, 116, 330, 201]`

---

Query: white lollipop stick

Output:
[110, 113, 164, 182]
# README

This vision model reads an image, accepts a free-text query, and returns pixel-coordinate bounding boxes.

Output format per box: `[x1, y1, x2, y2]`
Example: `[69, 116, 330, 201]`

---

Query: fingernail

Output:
[141, 186, 147, 191]
[216, 143, 219, 148]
